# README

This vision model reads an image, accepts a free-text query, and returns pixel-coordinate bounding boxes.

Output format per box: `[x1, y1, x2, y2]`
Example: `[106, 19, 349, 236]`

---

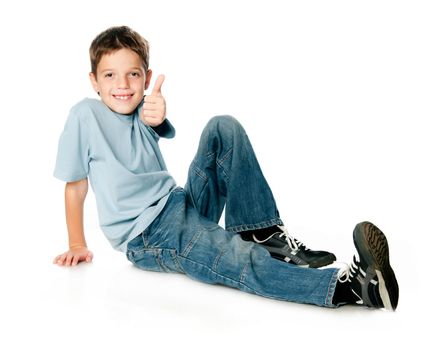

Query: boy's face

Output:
[89, 48, 152, 115]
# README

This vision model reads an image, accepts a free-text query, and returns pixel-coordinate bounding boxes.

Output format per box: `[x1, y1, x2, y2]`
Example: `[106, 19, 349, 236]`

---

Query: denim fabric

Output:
[126, 116, 339, 307]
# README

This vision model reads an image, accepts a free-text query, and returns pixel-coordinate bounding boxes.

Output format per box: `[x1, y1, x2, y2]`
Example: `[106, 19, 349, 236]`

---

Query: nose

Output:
[117, 75, 129, 89]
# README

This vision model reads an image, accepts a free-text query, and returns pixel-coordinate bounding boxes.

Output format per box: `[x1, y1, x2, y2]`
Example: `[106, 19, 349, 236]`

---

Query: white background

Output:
[1, 0, 421, 348]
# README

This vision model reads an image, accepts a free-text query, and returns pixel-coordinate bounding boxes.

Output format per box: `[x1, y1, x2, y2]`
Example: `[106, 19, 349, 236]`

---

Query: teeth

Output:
[114, 95, 131, 100]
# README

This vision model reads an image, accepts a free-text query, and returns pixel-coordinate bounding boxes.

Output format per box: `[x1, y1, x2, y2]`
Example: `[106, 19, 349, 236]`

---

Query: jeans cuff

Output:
[325, 268, 340, 308]
[226, 218, 283, 233]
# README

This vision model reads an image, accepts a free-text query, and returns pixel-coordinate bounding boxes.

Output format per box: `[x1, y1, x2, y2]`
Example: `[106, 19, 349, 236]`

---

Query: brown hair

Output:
[89, 26, 150, 77]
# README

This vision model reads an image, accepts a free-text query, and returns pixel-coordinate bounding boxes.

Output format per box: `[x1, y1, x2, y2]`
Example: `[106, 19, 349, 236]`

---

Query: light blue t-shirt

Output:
[54, 98, 177, 252]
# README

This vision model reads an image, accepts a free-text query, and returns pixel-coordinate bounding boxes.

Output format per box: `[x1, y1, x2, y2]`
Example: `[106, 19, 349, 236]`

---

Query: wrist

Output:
[69, 243, 87, 250]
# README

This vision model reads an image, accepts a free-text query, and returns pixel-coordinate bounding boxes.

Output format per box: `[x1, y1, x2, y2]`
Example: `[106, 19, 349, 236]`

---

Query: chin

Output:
[114, 106, 138, 115]
[104, 100, 140, 115]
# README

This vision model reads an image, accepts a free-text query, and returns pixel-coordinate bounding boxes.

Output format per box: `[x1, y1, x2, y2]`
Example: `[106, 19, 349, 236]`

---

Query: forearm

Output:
[54, 179, 93, 266]
[65, 179, 88, 249]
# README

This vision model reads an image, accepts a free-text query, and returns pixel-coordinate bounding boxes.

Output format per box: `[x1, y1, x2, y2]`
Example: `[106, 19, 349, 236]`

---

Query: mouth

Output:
[112, 94, 135, 101]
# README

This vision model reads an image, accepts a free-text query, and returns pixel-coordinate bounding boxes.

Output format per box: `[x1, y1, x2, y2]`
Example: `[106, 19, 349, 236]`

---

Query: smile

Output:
[113, 94, 134, 100]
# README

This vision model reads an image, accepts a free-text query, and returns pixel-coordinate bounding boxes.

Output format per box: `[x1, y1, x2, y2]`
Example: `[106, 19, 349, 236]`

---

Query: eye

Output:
[104, 72, 113, 78]
[130, 72, 140, 77]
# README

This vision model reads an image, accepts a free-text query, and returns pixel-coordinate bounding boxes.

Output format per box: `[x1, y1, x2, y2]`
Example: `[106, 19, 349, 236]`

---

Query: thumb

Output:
[151, 74, 165, 96]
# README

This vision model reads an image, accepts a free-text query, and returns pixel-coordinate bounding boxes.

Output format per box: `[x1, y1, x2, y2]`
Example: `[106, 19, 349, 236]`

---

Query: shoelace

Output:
[254, 225, 309, 252]
[277, 226, 309, 252]
[337, 256, 366, 305]
[252, 225, 310, 252]
[338, 256, 359, 283]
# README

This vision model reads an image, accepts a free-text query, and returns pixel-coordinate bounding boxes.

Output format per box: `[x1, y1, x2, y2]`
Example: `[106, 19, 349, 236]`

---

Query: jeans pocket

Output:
[128, 248, 184, 274]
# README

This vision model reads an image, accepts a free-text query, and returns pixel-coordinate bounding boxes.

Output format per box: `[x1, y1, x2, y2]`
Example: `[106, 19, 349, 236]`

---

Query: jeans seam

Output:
[142, 232, 149, 247]
[217, 147, 233, 165]
[216, 147, 232, 183]
[325, 268, 340, 307]
[212, 249, 226, 271]
[179, 255, 245, 288]
[239, 262, 249, 283]
[181, 229, 203, 257]
[192, 160, 208, 182]
[177, 254, 271, 298]
[188, 179, 208, 212]
[171, 250, 185, 273]
[205, 151, 216, 159]
[155, 249, 167, 272]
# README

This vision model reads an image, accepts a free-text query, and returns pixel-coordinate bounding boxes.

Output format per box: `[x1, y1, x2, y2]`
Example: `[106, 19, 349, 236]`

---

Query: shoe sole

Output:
[353, 221, 399, 310]
[307, 253, 336, 268]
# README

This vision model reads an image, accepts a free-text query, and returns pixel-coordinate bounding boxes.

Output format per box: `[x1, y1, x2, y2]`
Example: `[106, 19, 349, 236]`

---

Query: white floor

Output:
[2, 223, 420, 350]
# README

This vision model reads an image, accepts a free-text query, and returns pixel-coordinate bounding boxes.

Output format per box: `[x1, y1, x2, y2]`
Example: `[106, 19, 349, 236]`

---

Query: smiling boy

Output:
[53, 26, 399, 310]
[54, 26, 175, 261]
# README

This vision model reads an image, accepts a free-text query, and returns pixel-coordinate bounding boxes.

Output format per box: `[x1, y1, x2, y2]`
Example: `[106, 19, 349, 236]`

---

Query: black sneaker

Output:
[243, 225, 336, 268]
[339, 221, 399, 310]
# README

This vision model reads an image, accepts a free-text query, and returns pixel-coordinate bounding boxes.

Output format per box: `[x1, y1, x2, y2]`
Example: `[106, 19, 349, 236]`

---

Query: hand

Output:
[53, 246, 94, 267]
[141, 74, 167, 127]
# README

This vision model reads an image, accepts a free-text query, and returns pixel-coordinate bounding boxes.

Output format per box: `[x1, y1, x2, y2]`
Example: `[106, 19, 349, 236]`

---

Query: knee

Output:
[205, 115, 244, 136]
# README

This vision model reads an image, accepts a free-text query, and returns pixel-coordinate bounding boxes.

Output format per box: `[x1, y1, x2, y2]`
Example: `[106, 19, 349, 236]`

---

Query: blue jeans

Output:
[126, 116, 339, 307]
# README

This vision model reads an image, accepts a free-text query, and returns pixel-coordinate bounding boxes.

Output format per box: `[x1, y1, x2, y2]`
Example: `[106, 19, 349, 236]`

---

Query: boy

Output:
[53, 26, 399, 310]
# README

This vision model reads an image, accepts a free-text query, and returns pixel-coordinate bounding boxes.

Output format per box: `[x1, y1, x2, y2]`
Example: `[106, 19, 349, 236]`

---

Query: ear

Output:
[89, 72, 99, 94]
[144, 69, 153, 90]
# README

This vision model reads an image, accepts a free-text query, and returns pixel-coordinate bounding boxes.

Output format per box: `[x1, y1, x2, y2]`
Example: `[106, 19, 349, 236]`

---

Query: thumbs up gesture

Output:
[141, 74, 167, 127]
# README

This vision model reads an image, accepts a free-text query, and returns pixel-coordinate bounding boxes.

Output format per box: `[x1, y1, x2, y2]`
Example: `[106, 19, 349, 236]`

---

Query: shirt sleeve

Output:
[53, 110, 90, 182]
[150, 119, 176, 139]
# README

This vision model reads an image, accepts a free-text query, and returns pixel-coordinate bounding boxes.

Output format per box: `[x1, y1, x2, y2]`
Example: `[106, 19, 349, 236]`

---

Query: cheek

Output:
[138, 83, 146, 94]
[97, 81, 111, 94]
[132, 79, 146, 91]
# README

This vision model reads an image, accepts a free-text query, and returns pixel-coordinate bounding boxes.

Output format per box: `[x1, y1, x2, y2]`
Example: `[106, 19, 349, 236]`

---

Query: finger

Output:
[142, 110, 162, 118]
[141, 102, 157, 111]
[86, 252, 93, 263]
[65, 254, 73, 266]
[142, 105, 165, 114]
[151, 74, 165, 96]
[142, 107, 165, 117]
[144, 95, 163, 103]
[72, 255, 80, 266]
[142, 118, 162, 127]
[55, 254, 65, 265]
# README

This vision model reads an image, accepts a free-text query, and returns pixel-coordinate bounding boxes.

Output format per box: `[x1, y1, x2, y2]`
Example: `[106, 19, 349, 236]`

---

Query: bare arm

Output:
[53, 178, 93, 266]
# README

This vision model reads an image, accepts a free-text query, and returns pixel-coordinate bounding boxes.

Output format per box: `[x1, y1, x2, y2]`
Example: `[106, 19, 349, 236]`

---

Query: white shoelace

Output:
[253, 225, 309, 253]
[336, 256, 365, 305]
[278, 225, 310, 252]
[337, 256, 359, 283]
